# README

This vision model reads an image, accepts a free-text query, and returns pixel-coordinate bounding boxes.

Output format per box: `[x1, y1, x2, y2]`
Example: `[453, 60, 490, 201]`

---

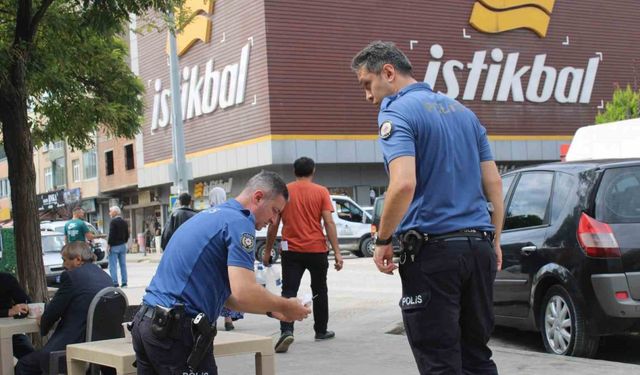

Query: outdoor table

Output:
[66, 331, 275, 375]
[0, 317, 39, 375]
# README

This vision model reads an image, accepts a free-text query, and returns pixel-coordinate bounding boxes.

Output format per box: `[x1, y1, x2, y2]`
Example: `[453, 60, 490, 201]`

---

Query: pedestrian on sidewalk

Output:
[64, 207, 94, 244]
[107, 206, 129, 287]
[132, 171, 311, 375]
[160, 192, 197, 250]
[264, 157, 344, 353]
[352, 41, 504, 374]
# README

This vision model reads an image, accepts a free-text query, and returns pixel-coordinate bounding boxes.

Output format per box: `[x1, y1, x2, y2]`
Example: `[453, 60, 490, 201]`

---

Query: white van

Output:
[565, 118, 640, 161]
[255, 195, 372, 261]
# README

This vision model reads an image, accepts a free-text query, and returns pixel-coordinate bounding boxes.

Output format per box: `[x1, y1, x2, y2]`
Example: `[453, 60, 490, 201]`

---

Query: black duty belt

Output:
[399, 229, 493, 264]
[141, 304, 156, 319]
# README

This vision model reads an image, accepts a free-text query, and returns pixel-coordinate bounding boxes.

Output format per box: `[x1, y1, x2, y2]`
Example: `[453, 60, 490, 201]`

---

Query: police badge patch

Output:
[241, 233, 255, 251]
[380, 120, 392, 139]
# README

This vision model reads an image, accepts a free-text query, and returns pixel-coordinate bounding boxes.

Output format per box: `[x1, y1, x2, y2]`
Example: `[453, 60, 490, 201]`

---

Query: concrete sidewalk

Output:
[214, 303, 639, 375]
[211, 258, 639, 374]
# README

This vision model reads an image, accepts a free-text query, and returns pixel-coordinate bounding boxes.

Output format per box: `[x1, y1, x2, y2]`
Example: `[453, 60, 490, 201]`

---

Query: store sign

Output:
[150, 42, 251, 134]
[37, 190, 65, 212]
[469, 0, 555, 38]
[424, 45, 599, 104]
[422, 1, 600, 105]
[168, 0, 215, 57]
[202, 178, 233, 196]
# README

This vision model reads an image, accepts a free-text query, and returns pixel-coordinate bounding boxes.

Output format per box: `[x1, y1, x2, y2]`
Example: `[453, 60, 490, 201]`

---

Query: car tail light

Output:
[577, 213, 620, 258]
[615, 291, 629, 300]
[371, 224, 377, 235]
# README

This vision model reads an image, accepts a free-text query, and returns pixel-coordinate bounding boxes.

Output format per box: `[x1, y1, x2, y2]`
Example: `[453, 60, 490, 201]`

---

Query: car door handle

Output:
[520, 245, 537, 256]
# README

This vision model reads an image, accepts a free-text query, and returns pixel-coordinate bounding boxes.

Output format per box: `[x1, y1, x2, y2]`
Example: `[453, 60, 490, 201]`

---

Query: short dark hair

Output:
[179, 192, 192, 206]
[294, 157, 315, 177]
[245, 171, 289, 201]
[72, 207, 84, 213]
[351, 41, 413, 76]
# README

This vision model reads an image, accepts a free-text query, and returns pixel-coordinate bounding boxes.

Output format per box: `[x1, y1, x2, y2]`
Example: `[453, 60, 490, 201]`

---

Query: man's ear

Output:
[254, 190, 265, 203]
[382, 64, 395, 82]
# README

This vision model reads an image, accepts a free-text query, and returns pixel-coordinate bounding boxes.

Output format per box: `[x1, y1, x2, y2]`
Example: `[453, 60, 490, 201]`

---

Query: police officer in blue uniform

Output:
[131, 171, 311, 375]
[352, 41, 504, 374]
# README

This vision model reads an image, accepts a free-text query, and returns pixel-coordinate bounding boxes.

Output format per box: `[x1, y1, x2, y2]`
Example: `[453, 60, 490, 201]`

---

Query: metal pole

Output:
[167, 11, 188, 195]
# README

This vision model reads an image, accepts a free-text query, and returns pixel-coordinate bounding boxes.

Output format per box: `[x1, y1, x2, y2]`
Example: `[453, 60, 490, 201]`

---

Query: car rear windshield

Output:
[42, 235, 65, 253]
[596, 166, 640, 224]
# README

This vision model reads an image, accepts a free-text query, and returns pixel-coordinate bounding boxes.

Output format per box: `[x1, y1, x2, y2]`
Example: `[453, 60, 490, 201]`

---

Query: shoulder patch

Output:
[240, 233, 255, 252]
[380, 121, 392, 139]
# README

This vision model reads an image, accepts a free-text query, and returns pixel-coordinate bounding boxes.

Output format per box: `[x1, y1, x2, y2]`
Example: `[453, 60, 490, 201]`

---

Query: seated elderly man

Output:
[15, 241, 112, 375]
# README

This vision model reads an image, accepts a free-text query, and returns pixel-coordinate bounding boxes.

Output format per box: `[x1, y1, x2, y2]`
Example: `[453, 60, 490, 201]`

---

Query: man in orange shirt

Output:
[263, 157, 344, 353]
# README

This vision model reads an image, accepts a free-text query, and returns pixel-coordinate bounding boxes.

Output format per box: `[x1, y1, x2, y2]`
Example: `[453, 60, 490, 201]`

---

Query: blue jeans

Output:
[108, 244, 128, 286]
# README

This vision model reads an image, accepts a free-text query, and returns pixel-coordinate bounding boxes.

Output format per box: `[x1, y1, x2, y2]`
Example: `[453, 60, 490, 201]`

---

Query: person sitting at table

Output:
[0, 272, 35, 359]
[15, 241, 112, 375]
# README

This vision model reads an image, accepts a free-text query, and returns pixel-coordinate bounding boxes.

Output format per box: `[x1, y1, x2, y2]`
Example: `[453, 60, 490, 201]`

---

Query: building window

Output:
[105, 150, 114, 176]
[72, 159, 81, 182]
[44, 167, 53, 191]
[52, 158, 65, 189]
[51, 140, 64, 150]
[83, 149, 97, 179]
[0, 178, 10, 198]
[124, 144, 135, 170]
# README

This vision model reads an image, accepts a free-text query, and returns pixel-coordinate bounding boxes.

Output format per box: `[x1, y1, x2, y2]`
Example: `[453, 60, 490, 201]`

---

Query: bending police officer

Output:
[131, 171, 311, 375]
[352, 41, 504, 374]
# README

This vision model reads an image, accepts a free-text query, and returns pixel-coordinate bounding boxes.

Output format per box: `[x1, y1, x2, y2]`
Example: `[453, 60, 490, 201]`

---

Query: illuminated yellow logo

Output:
[167, 0, 215, 56]
[469, 0, 555, 38]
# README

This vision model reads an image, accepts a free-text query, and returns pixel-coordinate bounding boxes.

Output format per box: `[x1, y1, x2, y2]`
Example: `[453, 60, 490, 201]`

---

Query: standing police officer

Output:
[352, 41, 504, 374]
[132, 171, 311, 375]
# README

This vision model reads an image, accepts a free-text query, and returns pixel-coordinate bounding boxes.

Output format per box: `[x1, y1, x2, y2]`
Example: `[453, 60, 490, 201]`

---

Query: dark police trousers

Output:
[280, 251, 329, 334]
[399, 236, 498, 375]
[131, 307, 217, 375]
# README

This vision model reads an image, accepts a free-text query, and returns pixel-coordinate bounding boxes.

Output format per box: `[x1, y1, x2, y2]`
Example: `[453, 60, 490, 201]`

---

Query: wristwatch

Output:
[375, 235, 393, 246]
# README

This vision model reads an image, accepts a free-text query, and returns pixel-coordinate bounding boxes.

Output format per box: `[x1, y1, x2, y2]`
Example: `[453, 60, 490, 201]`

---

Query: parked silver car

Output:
[40, 220, 108, 251]
[40, 221, 108, 282]
[42, 231, 67, 285]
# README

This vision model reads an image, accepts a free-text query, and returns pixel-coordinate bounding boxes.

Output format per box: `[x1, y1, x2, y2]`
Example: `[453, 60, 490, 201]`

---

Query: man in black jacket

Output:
[15, 242, 112, 375]
[160, 192, 197, 249]
[108, 206, 130, 287]
[0, 272, 34, 359]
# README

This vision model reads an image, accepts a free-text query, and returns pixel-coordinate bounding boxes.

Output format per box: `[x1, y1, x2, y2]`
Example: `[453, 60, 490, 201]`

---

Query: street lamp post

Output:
[167, 11, 188, 196]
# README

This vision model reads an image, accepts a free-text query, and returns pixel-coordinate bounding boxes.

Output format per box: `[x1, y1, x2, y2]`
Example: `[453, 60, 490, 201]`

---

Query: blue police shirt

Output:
[143, 199, 256, 319]
[378, 82, 494, 234]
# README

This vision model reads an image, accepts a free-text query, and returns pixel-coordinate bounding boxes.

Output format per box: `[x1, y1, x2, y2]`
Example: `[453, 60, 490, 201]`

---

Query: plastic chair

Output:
[49, 286, 129, 375]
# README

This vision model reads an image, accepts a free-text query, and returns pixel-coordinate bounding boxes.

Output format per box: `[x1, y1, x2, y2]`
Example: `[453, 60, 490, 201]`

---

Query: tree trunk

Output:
[0, 57, 47, 307]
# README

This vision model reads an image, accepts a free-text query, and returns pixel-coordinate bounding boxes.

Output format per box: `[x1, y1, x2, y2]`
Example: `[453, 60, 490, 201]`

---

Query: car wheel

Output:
[360, 236, 375, 257]
[539, 285, 599, 357]
[257, 241, 280, 264]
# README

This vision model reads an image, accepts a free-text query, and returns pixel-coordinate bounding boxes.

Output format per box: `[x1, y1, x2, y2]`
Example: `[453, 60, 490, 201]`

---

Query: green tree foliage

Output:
[0, 0, 178, 305]
[595, 85, 640, 124]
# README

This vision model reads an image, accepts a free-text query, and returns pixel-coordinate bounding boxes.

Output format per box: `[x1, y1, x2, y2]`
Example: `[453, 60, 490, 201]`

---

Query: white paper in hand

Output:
[301, 293, 313, 307]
